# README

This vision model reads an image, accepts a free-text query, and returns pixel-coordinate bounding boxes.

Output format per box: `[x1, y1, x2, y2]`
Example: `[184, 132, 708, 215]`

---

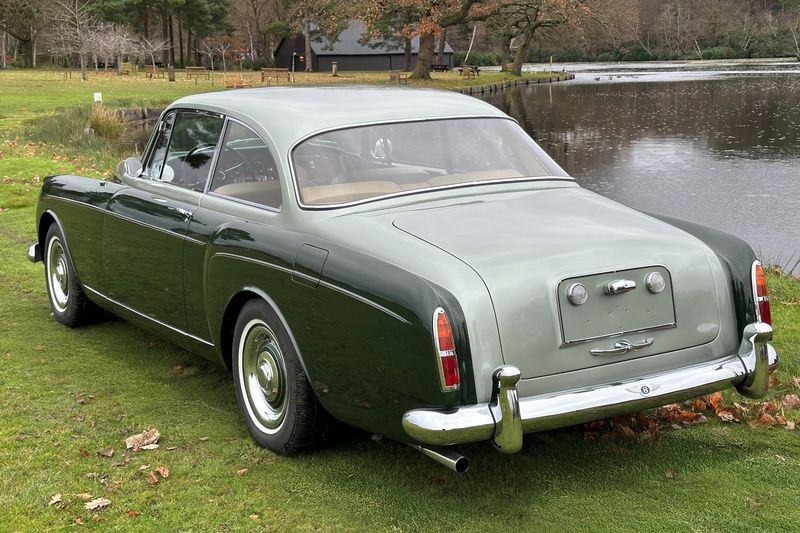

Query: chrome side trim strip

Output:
[42, 194, 204, 246]
[83, 285, 214, 347]
[212, 252, 411, 325]
[402, 323, 777, 451]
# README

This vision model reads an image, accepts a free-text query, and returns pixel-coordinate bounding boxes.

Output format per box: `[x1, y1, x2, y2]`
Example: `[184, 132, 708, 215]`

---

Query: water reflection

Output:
[484, 73, 800, 271]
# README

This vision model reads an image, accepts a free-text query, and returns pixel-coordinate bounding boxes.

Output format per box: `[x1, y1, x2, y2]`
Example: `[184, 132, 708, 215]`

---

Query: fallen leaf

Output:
[665, 470, 677, 479]
[166, 446, 177, 451]
[236, 468, 248, 476]
[785, 421, 796, 431]
[97, 449, 114, 458]
[716, 408, 739, 423]
[138, 464, 151, 471]
[84, 472, 98, 479]
[782, 394, 800, 409]
[75, 517, 84, 525]
[249, 514, 259, 520]
[199, 437, 209, 442]
[125, 427, 160, 450]
[111, 457, 131, 467]
[692, 398, 708, 412]
[79, 448, 90, 458]
[127, 510, 141, 517]
[146, 472, 159, 485]
[77, 493, 93, 501]
[749, 413, 778, 428]
[793, 376, 800, 389]
[84, 497, 110, 511]
[140, 444, 159, 450]
[705, 392, 724, 412]
[48, 493, 62, 506]
[76, 394, 87, 405]
[156, 465, 169, 478]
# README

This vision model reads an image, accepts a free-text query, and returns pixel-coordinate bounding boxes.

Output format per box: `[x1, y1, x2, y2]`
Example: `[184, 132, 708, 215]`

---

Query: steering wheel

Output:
[180, 143, 216, 187]
[215, 145, 256, 185]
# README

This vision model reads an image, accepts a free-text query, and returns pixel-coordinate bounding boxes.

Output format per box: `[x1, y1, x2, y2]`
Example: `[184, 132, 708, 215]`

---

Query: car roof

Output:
[169, 86, 509, 152]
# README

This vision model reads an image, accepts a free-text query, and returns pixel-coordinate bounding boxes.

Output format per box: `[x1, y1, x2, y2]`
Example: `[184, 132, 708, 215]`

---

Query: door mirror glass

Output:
[122, 156, 143, 178]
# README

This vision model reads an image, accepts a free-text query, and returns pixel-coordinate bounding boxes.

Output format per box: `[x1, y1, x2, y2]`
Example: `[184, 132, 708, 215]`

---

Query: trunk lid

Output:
[393, 185, 722, 379]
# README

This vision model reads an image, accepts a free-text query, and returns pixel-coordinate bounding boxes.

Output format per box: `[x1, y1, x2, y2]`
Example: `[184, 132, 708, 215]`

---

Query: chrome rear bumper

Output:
[403, 323, 777, 454]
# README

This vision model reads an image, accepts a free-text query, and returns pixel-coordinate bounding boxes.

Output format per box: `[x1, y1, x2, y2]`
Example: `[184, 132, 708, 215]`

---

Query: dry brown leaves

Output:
[578, 375, 800, 443]
[84, 498, 110, 511]
[125, 427, 160, 450]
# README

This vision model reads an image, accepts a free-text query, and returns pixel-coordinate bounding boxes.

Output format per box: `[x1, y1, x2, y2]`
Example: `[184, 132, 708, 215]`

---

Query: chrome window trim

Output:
[287, 115, 573, 210]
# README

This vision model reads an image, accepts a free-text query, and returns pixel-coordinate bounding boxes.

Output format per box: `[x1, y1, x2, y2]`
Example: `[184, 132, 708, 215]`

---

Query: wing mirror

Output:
[120, 156, 143, 178]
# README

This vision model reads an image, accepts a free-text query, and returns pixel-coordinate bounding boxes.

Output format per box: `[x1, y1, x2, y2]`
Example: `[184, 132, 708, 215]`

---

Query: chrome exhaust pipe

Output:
[409, 444, 470, 473]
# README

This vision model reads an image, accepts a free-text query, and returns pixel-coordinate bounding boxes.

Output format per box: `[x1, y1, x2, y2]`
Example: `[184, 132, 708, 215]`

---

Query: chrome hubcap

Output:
[47, 238, 69, 312]
[240, 321, 287, 433]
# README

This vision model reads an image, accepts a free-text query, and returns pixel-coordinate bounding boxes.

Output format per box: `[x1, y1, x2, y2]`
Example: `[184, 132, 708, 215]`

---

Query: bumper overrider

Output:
[403, 323, 778, 455]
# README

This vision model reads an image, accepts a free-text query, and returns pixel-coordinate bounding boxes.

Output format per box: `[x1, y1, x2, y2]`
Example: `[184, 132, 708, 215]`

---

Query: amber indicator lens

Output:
[755, 263, 771, 326]
[434, 309, 460, 389]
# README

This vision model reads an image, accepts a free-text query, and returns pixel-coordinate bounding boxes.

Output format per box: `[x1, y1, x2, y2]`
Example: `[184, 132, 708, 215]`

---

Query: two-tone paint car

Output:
[28, 87, 777, 472]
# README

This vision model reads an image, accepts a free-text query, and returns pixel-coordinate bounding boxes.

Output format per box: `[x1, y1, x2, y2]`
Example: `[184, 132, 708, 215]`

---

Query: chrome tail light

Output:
[433, 307, 460, 391]
[752, 261, 771, 326]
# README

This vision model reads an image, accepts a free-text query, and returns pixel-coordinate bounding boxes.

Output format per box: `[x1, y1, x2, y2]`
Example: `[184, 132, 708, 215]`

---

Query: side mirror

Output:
[120, 156, 143, 178]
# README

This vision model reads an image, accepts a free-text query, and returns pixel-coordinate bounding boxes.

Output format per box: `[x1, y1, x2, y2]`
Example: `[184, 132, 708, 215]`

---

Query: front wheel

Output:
[232, 299, 331, 454]
[44, 224, 101, 327]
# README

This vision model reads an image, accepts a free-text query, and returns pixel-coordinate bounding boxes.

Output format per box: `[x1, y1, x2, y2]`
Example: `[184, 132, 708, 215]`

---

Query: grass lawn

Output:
[1, 68, 799, 531]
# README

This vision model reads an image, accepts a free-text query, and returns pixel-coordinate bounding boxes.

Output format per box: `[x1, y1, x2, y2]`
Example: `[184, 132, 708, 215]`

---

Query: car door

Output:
[102, 109, 224, 332]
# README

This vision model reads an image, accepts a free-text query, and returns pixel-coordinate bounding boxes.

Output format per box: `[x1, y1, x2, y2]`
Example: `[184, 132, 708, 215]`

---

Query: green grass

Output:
[1, 68, 799, 531]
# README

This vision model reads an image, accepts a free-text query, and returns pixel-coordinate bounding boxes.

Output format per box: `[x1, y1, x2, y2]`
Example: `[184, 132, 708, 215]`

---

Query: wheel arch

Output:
[218, 287, 313, 382]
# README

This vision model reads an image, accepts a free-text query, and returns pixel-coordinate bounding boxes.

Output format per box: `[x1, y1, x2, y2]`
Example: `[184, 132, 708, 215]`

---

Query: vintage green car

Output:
[28, 87, 777, 472]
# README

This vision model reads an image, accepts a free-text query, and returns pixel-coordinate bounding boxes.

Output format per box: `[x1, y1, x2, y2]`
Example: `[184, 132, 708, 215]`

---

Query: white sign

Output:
[93, 92, 103, 103]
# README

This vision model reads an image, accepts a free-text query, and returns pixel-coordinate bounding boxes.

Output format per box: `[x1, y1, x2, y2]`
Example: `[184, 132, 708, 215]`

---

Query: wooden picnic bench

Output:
[431, 64, 451, 72]
[143, 64, 164, 79]
[260, 68, 290, 84]
[185, 66, 210, 80]
[224, 73, 253, 89]
[119, 62, 136, 75]
[388, 70, 409, 84]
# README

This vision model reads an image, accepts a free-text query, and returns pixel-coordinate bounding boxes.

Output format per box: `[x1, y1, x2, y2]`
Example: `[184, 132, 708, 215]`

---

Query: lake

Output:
[482, 60, 800, 273]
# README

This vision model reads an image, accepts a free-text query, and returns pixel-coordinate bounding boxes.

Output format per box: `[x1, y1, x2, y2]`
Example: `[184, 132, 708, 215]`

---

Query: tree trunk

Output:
[411, 33, 435, 80]
[403, 38, 412, 71]
[437, 29, 446, 64]
[1, 31, 5, 69]
[178, 18, 184, 66]
[80, 53, 87, 81]
[168, 14, 175, 66]
[31, 30, 36, 68]
[304, 20, 312, 72]
[511, 30, 533, 76]
[162, 0, 170, 65]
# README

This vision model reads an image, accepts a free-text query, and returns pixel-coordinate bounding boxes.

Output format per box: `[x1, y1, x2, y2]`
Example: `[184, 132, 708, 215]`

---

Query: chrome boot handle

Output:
[590, 337, 654, 356]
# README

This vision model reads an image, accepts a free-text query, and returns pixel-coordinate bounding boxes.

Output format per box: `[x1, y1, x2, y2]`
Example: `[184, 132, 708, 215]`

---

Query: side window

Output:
[209, 121, 281, 209]
[144, 111, 176, 179]
[160, 111, 225, 191]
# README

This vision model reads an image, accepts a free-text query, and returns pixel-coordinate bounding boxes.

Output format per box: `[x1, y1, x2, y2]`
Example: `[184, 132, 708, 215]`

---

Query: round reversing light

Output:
[567, 283, 588, 306]
[646, 272, 666, 294]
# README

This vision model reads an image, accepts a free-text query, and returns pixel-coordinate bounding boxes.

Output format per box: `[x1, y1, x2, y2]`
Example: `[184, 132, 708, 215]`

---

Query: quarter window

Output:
[144, 111, 176, 180]
[209, 121, 281, 209]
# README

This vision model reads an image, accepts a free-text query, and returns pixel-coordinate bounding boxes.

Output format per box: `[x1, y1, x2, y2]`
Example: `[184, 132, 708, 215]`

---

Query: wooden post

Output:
[168, 64, 175, 82]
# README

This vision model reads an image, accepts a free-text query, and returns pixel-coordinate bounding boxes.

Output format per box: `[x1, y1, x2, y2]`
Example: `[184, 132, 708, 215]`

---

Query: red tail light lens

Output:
[753, 262, 771, 326]
[434, 308, 460, 390]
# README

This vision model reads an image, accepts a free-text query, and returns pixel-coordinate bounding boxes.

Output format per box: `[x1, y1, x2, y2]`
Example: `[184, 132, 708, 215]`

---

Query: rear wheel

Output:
[44, 224, 101, 327]
[232, 299, 330, 454]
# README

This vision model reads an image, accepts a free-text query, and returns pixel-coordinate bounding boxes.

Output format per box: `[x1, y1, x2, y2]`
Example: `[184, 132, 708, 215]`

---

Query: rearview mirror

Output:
[121, 156, 143, 178]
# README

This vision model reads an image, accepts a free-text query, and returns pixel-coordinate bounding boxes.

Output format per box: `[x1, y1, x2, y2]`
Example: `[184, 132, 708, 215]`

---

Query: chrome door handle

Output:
[605, 279, 636, 294]
[168, 206, 192, 221]
[590, 337, 654, 356]
[151, 195, 169, 204]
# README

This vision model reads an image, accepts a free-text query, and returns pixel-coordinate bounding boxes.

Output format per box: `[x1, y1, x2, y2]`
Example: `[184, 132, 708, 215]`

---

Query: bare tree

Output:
[53, 0, 99, 81]
[138, 35, 170, 69]
[0, 0, 52, 67]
